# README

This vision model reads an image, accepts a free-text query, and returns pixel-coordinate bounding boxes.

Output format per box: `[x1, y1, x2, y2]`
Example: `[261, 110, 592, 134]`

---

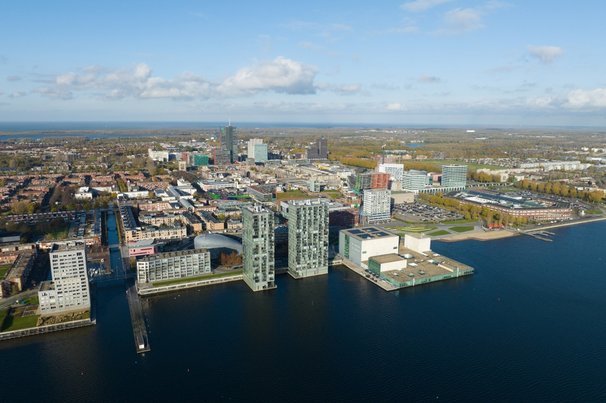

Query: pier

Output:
[126, 283, 150, 354]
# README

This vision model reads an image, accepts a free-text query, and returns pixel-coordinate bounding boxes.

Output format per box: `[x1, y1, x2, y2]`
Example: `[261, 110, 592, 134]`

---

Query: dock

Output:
[126, 283, 150, 354]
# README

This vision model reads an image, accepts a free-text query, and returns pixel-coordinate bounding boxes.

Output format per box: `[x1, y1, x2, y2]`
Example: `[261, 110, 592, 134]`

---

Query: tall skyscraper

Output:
[38, 245, 90, 315]
[221, 124, 237, 163]
[287, 199, 329, 278]
[307, 137, 328, 160]
[361, 188, 392, 224]
[441, 165, 468, 188]
[242, 205, 276, 291]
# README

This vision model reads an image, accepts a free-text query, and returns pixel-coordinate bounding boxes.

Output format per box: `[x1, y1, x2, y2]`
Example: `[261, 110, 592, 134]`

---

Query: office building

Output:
[247, 138, 263, 160]
[136, 248, 211, 284]
[378, 163, 405, 182]
[307, 137, 328, 160]
[221, 124, 237, 163]
[354, 172, 390, 192]
[38, 245, 90, 315]
[287, 199, 329, 278]
[253, 144, 268, 163]
[192, 154, 209, 167]
[402, 170, 429, 192]
[441, 165, 468, 188]
[339, 226, 400, 266]
[242, 205, 276, 291]
[360, 188, 392, 224]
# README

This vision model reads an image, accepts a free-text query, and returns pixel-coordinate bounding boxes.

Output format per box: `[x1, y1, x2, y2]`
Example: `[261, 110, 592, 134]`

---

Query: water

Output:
[1, 222, 605, 402]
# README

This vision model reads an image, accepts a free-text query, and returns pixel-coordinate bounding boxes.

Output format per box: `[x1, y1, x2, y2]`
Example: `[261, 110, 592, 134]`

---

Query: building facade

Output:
[361, 188, 392, 224]
[287, 199, 329, 278]
[221, 124, 237, 163]
[253, 144, 268, 163]
[378, 163, 405, 182]
[136, 248, 211, 284]
[441, 165, 468, 188]
[38, 245, 90, 315]
[242, 205, 276, 291]
[402, 170, 429, 192]
[307, 137, 328, 160]
[339, 226, 400, 266]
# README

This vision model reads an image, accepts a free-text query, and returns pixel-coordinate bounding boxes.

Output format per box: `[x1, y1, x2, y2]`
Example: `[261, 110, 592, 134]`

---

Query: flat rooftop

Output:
[369, 253, 404, 264]
[378, 246, 474, 288]
[342, 226, 398, 241]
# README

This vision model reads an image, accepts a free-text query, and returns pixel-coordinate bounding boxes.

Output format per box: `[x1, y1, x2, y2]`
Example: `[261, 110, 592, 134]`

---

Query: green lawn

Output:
[2, 313, 39, 332]
[152, 270, 243, 287]
[449, 226, 475, 233]
[585, 209, 603, 215]
[319, 191, 342, 199]
[428, 230, 450, 236]
[276, 189, 310, 200]
[441, 219, 477, 225]
[0, 264, 12, 279]
[0, 309, 9, 328]
[393, 225, 436, 233]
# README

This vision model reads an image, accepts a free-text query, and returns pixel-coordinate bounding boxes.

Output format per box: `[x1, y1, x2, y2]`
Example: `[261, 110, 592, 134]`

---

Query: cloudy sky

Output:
[1, 0, 605, 126]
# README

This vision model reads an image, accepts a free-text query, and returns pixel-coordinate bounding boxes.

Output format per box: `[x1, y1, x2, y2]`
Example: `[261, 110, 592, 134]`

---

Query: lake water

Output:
[1, 221, 605, 402]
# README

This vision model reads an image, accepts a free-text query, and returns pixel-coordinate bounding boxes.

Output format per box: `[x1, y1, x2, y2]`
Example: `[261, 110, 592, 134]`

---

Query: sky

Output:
[1, 0, 605, 126]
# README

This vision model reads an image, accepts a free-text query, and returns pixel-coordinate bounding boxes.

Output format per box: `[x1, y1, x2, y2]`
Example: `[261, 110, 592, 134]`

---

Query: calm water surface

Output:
[1, 222, 605, 402]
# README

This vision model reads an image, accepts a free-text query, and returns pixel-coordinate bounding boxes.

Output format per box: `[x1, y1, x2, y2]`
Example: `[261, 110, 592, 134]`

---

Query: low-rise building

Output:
[136, 248, 211, 284]
[339, 226, 400, 266]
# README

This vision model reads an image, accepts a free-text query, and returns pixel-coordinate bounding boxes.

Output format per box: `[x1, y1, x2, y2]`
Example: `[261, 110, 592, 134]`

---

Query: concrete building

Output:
[148, 149, 169, 162]
[242, 205, 276, 291]
[402, 170, 429, 192]
[339, 226, 400, 266]
[378, 163, 405, 182]
[253, 144, 268, 163]
[247, 138, 263, 160]
[368, 254, 407, 275]
[441, 165, 468, 188]
[136, 248, 211, 284]
[38, 245, 90, 315]
[307, 137, 328, 160]
[361, 188, 391, 224]
[287, 199, 329, 278]
[221, 124, 237, 163]
[404, 234, 431, 254]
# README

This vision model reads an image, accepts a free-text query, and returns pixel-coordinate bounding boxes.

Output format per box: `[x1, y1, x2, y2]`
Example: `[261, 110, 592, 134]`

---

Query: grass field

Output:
[449, 226, 475, 233]
[0, 263, 12, 279]
[441, 219, 477, 225]
[152, 270, 243, 287]
[319, 191, 342, 199]
[392, 225, 436, 233]
[276, 189, 310, 200]
[3, 314, 39, 331]
[424, 159, 502, 170]
[428, 230, 450, 236]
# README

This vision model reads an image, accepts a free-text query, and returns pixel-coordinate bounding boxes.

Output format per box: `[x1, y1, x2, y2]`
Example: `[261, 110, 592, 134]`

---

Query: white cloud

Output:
[218, 57, 317, 95]
[401, 0, 452, 12]
[34, 58, 357, 101]
[8, 91, 27, 98]
[418, 75, 441, 83]
[443, 8, 484, 33]
[566, 88, 606, 109]
[527, 45, 564, 64]
[438, 2, 507, 34]
[386, 102, 405, 111]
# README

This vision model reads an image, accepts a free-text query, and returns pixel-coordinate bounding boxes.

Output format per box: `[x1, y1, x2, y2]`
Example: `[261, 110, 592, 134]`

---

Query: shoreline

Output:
[438, 215, 606, 242]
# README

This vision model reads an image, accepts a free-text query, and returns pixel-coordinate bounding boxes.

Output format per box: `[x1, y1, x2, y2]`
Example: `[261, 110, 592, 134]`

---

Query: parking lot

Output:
[392, 202, 464, 223]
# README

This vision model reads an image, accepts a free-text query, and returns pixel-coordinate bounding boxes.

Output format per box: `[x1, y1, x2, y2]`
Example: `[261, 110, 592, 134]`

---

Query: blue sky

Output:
[1, 0, 605, 126]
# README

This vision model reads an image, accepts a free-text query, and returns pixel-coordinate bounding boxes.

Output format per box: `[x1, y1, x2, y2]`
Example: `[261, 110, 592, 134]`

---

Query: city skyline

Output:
[0, 1, 605, 126]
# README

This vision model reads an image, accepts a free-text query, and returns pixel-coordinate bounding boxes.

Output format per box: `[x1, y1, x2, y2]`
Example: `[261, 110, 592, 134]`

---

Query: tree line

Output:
[418, 193, 529, 226]
[514, 179, 604, 203]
